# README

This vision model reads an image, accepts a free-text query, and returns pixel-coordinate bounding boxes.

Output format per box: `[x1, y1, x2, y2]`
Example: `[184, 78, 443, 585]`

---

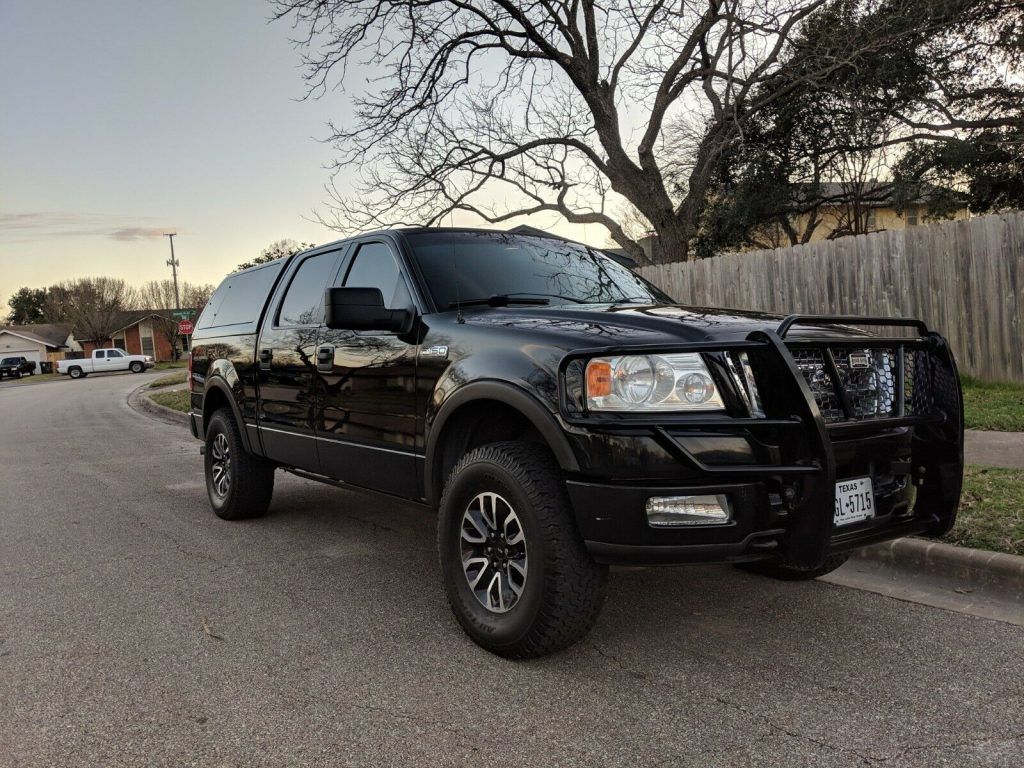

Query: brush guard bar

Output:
[559, 315, 964, 570]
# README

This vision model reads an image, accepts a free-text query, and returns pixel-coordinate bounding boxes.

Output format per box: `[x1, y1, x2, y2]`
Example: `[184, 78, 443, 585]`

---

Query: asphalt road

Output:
[1, 373, 1022, 767]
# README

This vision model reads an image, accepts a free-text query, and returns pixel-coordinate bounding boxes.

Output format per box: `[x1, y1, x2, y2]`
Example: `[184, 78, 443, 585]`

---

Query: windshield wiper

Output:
[448, 295, 551, 309]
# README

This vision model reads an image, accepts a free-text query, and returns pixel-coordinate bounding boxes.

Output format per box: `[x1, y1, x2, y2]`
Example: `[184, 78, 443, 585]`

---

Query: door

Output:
[105, 349, 128, 371]
[92, 350, 113, 372]
[316, 240, 420, 498]
[256, 248, 346, 472]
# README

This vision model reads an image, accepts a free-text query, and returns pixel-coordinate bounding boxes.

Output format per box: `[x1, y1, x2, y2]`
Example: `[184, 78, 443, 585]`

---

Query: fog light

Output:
[646, 495, 732, 527]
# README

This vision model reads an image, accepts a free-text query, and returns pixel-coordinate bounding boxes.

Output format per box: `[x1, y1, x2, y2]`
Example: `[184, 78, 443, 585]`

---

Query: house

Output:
[634, 181, 972, 261]
[768, 181, 970, 246]
[78, 309, 199, 362]
[0, 323, 80, 368]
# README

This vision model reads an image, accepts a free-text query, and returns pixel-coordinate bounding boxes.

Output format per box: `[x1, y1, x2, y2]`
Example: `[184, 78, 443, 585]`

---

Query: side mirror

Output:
[324, 287, 412, 332]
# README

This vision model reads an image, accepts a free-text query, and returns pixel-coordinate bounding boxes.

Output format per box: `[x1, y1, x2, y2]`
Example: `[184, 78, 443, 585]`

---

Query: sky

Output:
[0, 0, 601, 312]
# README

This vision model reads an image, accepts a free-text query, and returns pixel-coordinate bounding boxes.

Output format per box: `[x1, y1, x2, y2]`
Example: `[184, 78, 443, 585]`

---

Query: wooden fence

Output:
[637, 211, 1024, 382]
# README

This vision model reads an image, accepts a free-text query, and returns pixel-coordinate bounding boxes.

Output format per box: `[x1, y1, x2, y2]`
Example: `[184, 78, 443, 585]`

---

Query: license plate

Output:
[834, 477, 875, 526]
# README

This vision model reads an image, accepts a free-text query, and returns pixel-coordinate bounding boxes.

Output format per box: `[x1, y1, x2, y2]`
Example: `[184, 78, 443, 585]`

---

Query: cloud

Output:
[0, 212, 175, 243]
[108, 227, 170, 241]
[0, 212, 88, 231]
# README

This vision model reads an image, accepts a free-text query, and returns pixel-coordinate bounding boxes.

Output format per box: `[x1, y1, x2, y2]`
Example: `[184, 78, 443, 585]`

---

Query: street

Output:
[1, 373, 1022, 767]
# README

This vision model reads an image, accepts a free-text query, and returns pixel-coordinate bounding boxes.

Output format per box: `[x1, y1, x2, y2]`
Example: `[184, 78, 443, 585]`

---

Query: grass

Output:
[149, 389, 190, 413]
[153, 361, 188, 370]
[149, 371, 189, 388]
[960, 375, 1024, 432]
[944, 465, 1024, 557]
[1, 372, 63, 386]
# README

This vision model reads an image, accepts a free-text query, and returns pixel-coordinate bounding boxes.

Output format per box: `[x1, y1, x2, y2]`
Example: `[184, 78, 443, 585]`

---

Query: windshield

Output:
[406, 231, 671, 309]
[1, 358, 19, 365]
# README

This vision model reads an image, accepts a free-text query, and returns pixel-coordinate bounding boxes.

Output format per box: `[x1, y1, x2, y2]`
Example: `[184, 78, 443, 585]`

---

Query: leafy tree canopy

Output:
[5, 287, 47, 325]
[236, 239, 315, 271]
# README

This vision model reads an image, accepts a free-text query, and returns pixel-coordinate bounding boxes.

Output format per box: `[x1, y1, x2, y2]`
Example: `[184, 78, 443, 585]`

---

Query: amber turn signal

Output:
[586, 360, 613, 398]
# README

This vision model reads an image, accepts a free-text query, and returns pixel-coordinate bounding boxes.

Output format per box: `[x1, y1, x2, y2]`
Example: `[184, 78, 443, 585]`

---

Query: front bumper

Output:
[559, 317, 964, 568]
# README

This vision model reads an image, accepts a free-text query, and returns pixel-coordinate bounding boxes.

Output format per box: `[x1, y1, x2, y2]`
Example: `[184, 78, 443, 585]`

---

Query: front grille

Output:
[790, 344, 934, 423]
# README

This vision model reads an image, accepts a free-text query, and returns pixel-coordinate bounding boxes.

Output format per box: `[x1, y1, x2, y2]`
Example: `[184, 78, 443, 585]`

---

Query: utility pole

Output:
[164, 233, 181, 310]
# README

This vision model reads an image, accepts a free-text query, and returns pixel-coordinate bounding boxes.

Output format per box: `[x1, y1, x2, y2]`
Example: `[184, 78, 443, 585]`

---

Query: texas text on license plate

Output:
[834, 477, 875, 526]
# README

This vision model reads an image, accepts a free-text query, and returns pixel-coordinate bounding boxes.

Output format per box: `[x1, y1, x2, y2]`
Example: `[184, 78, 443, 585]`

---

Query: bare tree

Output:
[137, 280, 216, 361]
[274, 0, 1022, 264]
[137, 280, 216, 311]
[44, 278, 138, 347]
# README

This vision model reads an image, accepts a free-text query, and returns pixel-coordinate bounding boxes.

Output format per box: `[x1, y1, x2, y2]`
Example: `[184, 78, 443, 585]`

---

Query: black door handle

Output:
[316, 345, 335, 372]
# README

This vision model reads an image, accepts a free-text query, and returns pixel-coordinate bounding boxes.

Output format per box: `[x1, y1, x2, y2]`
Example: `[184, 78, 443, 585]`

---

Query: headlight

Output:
[585, 353, 724, 412]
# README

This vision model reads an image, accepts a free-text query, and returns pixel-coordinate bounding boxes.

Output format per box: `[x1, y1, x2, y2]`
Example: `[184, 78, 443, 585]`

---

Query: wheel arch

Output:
[202, 376, 253, 454]
[424, 381, 579, 505]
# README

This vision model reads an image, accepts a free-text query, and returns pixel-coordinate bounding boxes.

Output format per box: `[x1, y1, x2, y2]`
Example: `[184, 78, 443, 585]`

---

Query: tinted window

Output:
[95, 351, 106, 359]
[197, 261, 284, 331]
[107, 349, 123, 358]
[407, 232, 669, 309]
[343, 242, 409, 309]
[278, 251, 341, 326]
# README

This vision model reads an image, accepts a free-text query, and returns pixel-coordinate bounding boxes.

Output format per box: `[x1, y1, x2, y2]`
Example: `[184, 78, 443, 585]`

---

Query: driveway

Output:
[1, 374, 1022, 767]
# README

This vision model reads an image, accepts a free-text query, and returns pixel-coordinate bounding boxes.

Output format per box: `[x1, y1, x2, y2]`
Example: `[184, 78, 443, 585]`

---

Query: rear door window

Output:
[196, 260, 285, 332]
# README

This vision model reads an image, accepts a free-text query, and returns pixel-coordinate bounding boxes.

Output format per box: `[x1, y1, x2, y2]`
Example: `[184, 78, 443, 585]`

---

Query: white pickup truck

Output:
[57, 348, 155, 379]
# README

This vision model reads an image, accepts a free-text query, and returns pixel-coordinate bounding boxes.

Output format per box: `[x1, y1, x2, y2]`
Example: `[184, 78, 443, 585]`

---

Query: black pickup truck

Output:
[0, 356, 37, 379]
[188, 228, 963, 658]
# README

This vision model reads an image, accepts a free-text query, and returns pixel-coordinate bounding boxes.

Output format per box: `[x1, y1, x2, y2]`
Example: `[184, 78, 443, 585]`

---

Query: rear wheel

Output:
[437, 441, 607, 658]
[129, 361, 145, 373]
[736, 552, 850, 581]
[68, 367, 83, 379]
[204, 408, 275, 520]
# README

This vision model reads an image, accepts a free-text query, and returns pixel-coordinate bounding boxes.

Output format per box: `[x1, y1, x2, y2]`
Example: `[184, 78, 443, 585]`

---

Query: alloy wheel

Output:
[210, 432, 232, 498]
[460, 492, 528, 613]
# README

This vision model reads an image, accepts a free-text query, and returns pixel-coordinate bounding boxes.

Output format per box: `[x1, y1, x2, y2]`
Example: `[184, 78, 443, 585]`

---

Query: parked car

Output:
[56, 348, 154, 379]
[0, 356, 37, 379]
[187, 228, 964, 658]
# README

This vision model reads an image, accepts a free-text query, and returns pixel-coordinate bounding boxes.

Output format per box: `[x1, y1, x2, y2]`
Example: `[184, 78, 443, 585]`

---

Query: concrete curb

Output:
[128, 382, 188, 428]
[854, 537, 1024, 600]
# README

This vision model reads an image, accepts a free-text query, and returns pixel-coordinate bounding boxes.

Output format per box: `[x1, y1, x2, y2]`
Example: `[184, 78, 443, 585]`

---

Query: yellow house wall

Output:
[748, 205, 970, 249]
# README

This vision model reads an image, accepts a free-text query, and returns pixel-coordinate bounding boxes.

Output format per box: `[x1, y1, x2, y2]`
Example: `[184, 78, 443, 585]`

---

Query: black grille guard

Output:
[558, 314, 965, 570]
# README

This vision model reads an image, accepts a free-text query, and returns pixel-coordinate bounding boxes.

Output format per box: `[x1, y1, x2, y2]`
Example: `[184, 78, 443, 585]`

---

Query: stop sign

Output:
[177, 319, 194, 335]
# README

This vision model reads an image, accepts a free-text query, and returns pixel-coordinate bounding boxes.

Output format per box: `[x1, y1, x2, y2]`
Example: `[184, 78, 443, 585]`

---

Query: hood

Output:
[458, 302, 870, 348]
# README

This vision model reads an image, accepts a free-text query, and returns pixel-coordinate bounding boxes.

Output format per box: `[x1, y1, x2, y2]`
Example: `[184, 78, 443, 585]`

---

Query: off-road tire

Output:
[438, 441, 607, 658]
[130, 361, 145, 373]
[204, 408, 274, 521]
[736, 552, 850, 581]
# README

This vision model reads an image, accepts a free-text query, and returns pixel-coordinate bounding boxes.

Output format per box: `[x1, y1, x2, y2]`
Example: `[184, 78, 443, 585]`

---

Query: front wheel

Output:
[204, 408, 275, 520]
[129, 361, 145, 373]
[437, 441, 607, 658]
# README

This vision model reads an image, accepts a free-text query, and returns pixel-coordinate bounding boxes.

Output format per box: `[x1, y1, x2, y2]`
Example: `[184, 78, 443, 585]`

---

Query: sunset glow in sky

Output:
[0, 0, 600, 311]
